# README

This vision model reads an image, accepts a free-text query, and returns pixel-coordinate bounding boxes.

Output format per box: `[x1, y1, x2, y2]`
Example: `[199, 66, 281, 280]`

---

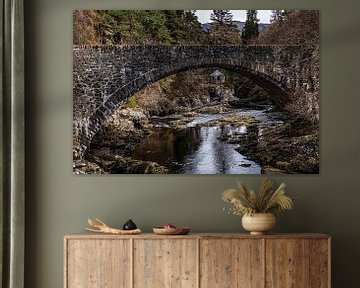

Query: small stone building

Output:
[210, 70, 225, 84]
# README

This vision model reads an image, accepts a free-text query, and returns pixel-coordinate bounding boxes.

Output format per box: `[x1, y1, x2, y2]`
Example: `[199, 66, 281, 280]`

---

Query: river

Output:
[131, 105, 285, 174]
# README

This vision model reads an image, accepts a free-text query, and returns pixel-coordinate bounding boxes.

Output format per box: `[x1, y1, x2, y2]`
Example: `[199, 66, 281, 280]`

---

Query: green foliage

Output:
[163, 10, 206, 44]
[208, 10, 241, 44]
[241, 10, 259, 44]
[142, 11, 173, 44]
[80, 10, 206, 45]
[159, 77, 174, 93]
[210, 10, 234, 25]
[96, 10, 173, 45]
[126, 95, 138, 108]
[222, 179, 294, 216]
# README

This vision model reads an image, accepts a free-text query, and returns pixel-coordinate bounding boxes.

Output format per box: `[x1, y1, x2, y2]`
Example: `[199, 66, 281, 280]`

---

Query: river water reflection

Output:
[131, 107, 285, 174]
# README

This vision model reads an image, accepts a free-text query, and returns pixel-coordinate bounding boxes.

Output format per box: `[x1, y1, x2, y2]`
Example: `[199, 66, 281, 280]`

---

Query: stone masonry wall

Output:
[73, 45, 319, 159]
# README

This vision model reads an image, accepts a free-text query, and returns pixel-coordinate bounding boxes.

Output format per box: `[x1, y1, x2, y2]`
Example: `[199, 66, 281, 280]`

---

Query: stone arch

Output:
[74, 64, 287, 159]
[119, 62, 289, 107]
[73, 45, 313, 159]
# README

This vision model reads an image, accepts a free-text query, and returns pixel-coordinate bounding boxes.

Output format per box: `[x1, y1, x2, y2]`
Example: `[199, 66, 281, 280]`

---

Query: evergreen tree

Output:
[163, 10, 205, 44]
[105, 10, 172, 45]
[210, 10, 234, 25]
[241, 10, 259, 44]
[141, 10, 173, 44]
[163, 10, 187, 44]
[208, 10, 241, 44]
[183, 10, 206, 44]
[271, 10, 284, 23]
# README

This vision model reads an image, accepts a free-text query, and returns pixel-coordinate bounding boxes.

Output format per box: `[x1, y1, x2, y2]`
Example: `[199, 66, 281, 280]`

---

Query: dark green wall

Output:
[24, 1, 360, 287]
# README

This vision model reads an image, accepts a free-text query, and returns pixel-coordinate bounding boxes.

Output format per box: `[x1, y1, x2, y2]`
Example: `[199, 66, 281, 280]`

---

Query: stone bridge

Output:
[73, 45, 318, 159]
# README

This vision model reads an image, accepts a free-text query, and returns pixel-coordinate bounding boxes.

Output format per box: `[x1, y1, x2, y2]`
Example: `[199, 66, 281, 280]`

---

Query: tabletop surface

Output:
[64, 232, 330, 240]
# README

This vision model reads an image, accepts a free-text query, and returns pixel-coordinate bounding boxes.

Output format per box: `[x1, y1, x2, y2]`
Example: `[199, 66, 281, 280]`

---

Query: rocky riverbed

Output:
[231, 116, 319, 174]
[73, 102, 319, 174]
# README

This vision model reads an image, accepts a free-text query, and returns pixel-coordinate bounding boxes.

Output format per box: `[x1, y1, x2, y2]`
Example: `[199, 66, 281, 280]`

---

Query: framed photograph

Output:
[73, 10, 319, 175]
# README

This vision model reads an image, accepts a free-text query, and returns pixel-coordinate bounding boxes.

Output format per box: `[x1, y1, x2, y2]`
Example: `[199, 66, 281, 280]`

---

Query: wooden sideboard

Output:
[64, 233, 330, 288]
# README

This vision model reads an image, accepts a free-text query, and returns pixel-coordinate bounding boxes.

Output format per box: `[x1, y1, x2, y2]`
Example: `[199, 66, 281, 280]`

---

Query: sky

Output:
[195, 10, 272, 24]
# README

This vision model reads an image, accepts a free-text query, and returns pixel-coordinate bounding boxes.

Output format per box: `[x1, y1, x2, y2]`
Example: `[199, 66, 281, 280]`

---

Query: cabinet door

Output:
[309, 239, 330, 288]
[266, 239, 310, 288]
[134, 239, 198, 288]
[200, 239, 264, 288]
[66, 239, 131, 288]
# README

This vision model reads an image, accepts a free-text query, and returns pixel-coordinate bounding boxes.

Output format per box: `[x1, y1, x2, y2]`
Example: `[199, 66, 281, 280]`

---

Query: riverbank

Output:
[234, 116, 319, 174]
[74, 101, 318, 174]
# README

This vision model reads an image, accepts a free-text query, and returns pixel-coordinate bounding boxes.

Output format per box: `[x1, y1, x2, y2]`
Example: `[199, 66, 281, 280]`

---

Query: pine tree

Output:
[208, 10, 241, 44]
[210, 10, 234, 25]
[163, 10, 204, 44]
[182, 10, 205, 44]
[271, 10, 284, 23]
[241, 10, 259, 44]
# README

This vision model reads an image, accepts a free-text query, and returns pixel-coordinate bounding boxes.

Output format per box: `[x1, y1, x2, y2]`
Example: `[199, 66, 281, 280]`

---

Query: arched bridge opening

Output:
[73, 45, 316, 159]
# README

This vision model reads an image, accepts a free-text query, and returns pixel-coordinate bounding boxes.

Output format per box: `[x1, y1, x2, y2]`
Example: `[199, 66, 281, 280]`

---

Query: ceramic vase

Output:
[242, 213, 276, 235]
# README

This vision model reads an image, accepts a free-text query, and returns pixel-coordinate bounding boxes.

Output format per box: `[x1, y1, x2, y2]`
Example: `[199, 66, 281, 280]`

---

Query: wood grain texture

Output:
[133, 239, 197, 288]
[64, 234, 330, 288]
[65, 233, 330, 240]
[200, 239, 264, 288]
[134, 239, 197, 288]
[265, 239, 310, 288]
[310, 239, 330, 288]
[66, 239, 131, 288]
